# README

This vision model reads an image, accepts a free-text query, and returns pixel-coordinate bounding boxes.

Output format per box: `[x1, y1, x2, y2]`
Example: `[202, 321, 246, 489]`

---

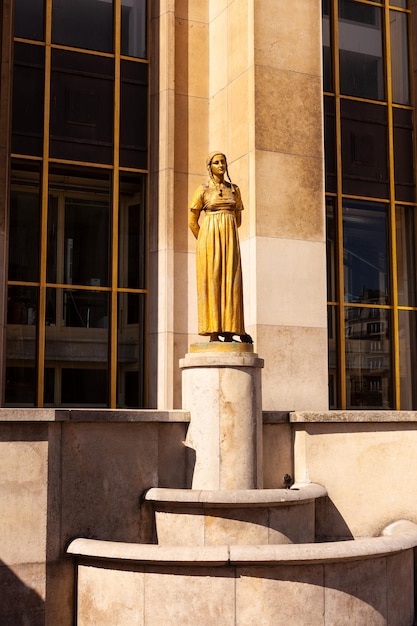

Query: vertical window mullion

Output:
[36, 0, 53, 406]
[110, 0, 121, 407]
[384, 1, 401, 409]
[333, 0, 347, 408]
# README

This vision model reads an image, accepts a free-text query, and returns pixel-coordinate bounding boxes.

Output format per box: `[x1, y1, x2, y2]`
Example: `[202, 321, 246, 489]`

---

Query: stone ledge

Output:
[67, 520, 417, 566]
[0, 408, 191, 423]
[290, 411, 417, 423]
[145, 483, 327, 508]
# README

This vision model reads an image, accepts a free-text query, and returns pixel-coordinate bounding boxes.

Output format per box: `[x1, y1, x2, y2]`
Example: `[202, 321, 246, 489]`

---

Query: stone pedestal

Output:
[180, 343, 264, 490]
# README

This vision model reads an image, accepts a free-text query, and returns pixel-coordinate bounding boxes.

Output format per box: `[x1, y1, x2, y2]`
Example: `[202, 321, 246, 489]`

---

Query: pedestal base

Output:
[180, 343, 264, 490]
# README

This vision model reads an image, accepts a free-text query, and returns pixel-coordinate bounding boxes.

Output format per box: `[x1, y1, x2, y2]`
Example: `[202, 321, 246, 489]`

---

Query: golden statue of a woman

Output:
[188, 152, 252, 343]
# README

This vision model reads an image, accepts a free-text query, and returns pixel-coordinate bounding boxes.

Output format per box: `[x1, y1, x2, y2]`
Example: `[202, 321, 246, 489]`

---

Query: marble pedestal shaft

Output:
[180, 344, 264, 490]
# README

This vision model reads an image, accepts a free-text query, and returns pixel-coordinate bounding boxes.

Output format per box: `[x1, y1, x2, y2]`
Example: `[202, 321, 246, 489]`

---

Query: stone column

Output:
[180, 344, 264, 490]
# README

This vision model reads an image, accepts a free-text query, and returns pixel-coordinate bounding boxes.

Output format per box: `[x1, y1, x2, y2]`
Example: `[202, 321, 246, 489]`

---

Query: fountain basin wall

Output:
[67, 520, 417, 626]
[145, 484, 327, 545]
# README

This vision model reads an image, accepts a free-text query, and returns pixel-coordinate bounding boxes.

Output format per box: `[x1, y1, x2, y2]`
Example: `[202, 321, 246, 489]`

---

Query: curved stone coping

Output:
[290, 410, 417, 423]
[144, 483, 327, 508]
[0, 408, 191, 423]
[67, 520, 417, 566]
[180, 352, 264, 369]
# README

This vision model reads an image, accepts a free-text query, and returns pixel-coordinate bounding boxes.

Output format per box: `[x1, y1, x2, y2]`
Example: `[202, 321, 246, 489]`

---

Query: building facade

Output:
[0, 0, 416, 413]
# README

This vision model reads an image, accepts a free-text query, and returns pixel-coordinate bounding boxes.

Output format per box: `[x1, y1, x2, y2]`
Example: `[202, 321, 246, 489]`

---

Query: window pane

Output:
[50, 50, 113, 164]
[399, 310, 417, 409]
[9, 184, 40, 283]
[341, 100, 388, 198]
[119, 173, 146, 289]
[390, 10, 409, 105]
[45, 288, 109, 405]
[52, 0, 113, 53]
[324, 96, 336, 193]
[394, 109, 414, 202]
[390, 0, 407, 7]
[345, 306, 392, 408]
[14, 0, 44, 40]
[328, 305, 339, 408]
[396, 205, 417, 307]
[120, 60, 148, 169]
[343, 200, 389, 304]
[339, 0, 384, 100]
[64, 197, 110, 288]
[326, 197, 337, 302]
[117, 293, 145, 407]
[12, 43, 45, 156]
[121, 0, 147, 58]
[322, 0, 332, 92]
[5, 285, 38, 406]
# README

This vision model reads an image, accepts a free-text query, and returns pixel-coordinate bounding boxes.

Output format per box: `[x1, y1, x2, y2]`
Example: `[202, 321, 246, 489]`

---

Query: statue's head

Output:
[206, 151, 227, 176]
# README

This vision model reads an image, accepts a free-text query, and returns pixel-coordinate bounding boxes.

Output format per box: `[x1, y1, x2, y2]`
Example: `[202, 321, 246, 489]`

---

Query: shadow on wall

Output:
[0, 560, 44, 625]
[315, 496, 355, 541]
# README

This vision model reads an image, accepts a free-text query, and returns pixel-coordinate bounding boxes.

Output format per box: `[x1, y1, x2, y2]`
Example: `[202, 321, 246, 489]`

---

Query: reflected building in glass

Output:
[0, 0, 417, 412]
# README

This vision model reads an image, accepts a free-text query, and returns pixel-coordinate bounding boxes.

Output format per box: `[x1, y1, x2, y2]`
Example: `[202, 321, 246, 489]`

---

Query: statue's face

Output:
[210, 154, 226, 178]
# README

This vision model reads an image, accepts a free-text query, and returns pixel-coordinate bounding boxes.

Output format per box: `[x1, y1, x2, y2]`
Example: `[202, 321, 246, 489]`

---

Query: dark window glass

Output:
[341, 100, 388, 198]
[345, 306, 392, 408]
[119, 173, 146, 289]
[326, 197, 337, 302]
[9, 186, 40, 282]
[322, 0, 332, 92]
[328, 305, 339, 408]
[14, 0, 44, 40]
[338, 0, 384, 100]
[393, 108, 414, 202]
[399, 310, 417, 409]
[64, 198, 110, 288]
[390, 10, 409, 105]
[5, 367, 36, 405]
[390, 0, 407, 7]
[52, 0, 113, 53]
[324, 96, 336, 192]
[396, 205, 417, 307]
[61, 368, 108, 405]
[12, 43, 45, 156]
[50, 49, 114, 164]
[117, 293, 145, 407]
[121, 0, 147, 58]
[343, 200, 389, 304]
[120, 60, 148, 169]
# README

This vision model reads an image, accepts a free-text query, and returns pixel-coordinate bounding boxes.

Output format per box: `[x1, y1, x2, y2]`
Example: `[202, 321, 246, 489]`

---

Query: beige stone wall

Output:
[151, 1, 328, 410]
[0, 410, 189, 625]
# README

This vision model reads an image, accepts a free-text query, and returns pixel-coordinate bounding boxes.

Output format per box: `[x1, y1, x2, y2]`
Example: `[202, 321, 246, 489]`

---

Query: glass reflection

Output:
[399, 310, 417, 409]
[117, 293, 145, 407]
[5, 285, 38, 406]
[45, 288, 109, 405]
[326, 198, 337, 302]
[345, 306, 392, 408]
[343, 200, 388, 304]
[338, 0, 384, 100]
[396, 206, 417, 307]
[9, 186, 40, 283]
[119, 173, 146, 289]
[328, 305, 339, 408]
[121, 0, 147, 58]
[322, 0, 332, 92]
[390, 10, 409, 105]
[14, 0, 44, 40]
[52, 0, 113, 53]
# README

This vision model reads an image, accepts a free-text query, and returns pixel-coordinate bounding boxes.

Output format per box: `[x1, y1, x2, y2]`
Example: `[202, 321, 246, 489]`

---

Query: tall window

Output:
[323, 0, 416, 409]
[7, 0, 148, 407]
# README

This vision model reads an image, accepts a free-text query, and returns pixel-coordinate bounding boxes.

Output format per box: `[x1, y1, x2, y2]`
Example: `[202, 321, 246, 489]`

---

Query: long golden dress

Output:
[189, 180, 245, 336]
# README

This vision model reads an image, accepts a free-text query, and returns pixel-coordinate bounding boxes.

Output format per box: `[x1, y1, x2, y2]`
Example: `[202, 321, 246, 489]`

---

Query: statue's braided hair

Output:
[206, 152, 235, 193]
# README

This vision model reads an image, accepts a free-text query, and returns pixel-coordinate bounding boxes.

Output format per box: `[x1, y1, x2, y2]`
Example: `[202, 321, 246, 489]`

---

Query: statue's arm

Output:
[189, 209, 201, 239]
